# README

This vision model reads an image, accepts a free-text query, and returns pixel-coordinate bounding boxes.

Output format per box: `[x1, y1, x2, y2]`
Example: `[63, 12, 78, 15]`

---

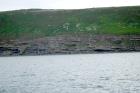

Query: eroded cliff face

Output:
[0, 34, 140, 56]
[0, 7, 139, 56]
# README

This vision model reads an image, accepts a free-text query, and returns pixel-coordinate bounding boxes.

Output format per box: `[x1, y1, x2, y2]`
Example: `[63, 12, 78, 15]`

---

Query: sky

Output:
[0, 0, 140, 11]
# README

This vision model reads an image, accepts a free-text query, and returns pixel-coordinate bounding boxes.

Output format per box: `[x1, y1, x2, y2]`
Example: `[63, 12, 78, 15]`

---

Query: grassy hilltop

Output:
[0, 6, 140, 40]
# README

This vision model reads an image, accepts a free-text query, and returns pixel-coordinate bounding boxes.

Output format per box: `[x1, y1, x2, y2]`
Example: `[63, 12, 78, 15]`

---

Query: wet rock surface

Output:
[0, 35, 140, 56]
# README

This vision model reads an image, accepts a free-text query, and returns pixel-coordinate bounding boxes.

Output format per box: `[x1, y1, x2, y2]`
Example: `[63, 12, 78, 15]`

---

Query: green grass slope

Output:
[0, 6, 140, 39]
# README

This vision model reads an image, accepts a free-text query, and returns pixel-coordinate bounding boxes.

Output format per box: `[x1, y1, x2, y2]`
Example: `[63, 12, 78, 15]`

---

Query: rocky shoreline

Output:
[0, 34, 140, 56]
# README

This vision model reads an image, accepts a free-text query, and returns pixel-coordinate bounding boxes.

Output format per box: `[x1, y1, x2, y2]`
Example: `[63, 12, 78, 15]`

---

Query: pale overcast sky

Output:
[0, 0, 140, 11]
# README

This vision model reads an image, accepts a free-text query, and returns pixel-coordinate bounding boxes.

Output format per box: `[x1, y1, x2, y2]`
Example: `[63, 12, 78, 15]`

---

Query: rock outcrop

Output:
[0, 34, 139, 56]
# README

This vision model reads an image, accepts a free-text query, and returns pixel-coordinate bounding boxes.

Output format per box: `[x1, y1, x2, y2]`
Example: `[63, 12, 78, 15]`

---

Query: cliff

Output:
[0, 6, 140, 56]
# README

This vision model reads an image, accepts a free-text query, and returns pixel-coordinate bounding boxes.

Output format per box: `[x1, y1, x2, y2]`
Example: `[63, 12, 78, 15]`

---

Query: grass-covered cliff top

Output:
[0, 6, 140, 39]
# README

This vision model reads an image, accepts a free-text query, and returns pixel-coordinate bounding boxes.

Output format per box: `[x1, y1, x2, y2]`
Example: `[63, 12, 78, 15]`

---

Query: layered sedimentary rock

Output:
[0, 35, 139, 56]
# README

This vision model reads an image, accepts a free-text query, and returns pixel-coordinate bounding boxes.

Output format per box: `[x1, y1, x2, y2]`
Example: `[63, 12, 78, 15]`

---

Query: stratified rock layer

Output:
[0, 35, 139, 56]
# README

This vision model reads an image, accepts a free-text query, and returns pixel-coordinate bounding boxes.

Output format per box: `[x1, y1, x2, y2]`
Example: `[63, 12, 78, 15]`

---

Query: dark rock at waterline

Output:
[0, 35, 140, 56]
